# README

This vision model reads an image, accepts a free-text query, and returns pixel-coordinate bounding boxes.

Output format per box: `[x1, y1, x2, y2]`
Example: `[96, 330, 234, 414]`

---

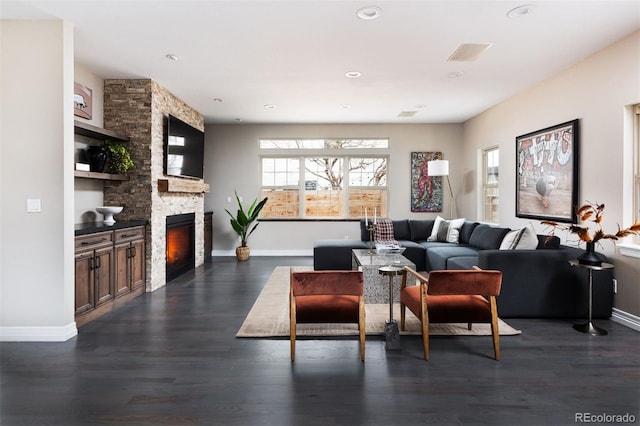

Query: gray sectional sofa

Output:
[313, 219, 614, 319]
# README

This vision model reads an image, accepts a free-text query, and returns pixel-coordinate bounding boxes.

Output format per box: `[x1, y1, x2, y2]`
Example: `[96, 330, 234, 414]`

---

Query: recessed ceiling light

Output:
[213, 98, 223, 103]
[235, 118, 242, 122]
[345, 71, 362, 78]
[507, 4, 535, 18]
[165, 53, 179, 61]
[357, 6, 381, 20]
[339, 105, 352, 109]
[264, 104, 276, 109]
[448, 71, 464, 78]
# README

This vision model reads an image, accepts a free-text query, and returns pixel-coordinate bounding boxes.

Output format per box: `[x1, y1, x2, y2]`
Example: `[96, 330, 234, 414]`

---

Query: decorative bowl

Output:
[96, 206, 123, 225]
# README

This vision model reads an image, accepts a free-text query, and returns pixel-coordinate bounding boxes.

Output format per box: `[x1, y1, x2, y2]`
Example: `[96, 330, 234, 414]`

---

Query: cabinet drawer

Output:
[75, 231, 113, 251]
[114, 226, 145, 243]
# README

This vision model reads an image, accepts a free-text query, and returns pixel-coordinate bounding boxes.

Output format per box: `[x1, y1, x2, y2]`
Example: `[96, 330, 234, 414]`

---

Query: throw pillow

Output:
[427, 216, 465, 243]
[500, 223, 538, 250]
[374, 218, 395, 242]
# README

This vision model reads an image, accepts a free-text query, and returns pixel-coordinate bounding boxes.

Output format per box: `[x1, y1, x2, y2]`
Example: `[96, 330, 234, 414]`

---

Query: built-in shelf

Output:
[74, 170, 128, 181]
[74, 120, 129, 143]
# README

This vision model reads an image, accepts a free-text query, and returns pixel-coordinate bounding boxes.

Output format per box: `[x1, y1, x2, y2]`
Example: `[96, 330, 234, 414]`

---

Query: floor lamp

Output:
[428, 159, 454, 219]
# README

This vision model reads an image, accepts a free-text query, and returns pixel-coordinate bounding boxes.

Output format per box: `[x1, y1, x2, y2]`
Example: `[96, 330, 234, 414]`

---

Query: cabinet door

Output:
[94, 246, 114, 307]
[130, 239, 146, 290]
[74, 251, 95, 315]
[114, 242, 131, 297]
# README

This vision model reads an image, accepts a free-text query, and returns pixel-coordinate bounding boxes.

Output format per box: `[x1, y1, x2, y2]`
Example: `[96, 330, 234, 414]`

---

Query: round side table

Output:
[569, 260, 614, 336]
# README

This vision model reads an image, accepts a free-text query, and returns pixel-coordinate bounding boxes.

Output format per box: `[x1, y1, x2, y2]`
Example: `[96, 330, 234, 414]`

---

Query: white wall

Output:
[461, 31, 640, 316]
[204, 123, 463, 255]
[73, 65, 105, 223]
[1, 21, 77, 341]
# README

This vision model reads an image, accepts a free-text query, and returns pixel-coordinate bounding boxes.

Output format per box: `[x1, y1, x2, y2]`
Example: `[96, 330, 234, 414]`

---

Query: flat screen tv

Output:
[163, 114, 205, 179]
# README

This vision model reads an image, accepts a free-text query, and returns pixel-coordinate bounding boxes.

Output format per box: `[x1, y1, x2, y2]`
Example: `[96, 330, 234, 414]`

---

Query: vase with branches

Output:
[542, 201, 640, 265]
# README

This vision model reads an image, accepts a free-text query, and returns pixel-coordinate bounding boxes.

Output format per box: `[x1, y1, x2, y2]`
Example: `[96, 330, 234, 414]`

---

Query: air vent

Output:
[398, 111, 417, 118]
[447, 43, 493, 62]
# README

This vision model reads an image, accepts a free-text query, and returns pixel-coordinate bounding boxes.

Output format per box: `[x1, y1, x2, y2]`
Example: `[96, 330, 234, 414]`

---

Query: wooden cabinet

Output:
[114, 226, 146, 297]
[74, 231, 114, 316]
[75, 224, 146, 327]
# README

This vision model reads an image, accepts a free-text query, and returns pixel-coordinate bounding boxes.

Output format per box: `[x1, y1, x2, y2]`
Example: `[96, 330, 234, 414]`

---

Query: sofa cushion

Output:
[426, 246, 480, 271]
[313, 239, 368, 270]
[447, 256, 480, 270]
[396, 240, 427, 271]
[409, 220, 434, 241]
[469, 224, 511, 250]
[427, 216, 465, 243]
[538, 235, 560, 249]
[392, 220, 411, 241]
[459, 221, 479, 245]
[500, 224, 538, 250]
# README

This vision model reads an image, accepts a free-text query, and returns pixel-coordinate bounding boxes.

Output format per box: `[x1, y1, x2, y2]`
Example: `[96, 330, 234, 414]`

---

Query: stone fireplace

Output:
[103, 79, 207, 291]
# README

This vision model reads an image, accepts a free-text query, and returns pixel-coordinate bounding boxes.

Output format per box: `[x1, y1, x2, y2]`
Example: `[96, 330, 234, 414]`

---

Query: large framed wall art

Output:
[410, 151, 442, 212]
[516, 119, 579, 223]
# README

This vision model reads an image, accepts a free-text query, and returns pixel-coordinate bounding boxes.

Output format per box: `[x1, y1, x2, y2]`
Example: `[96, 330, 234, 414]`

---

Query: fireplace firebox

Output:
[166, 213, 195, 281]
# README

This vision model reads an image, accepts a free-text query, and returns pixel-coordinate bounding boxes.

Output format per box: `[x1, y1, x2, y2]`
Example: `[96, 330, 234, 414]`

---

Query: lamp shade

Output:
[427, 159, 449, 176]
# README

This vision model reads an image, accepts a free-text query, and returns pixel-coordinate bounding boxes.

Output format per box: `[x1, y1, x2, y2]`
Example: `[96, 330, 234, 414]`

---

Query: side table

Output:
[569, 260, 614, 336]
[378, 265, 405, 350]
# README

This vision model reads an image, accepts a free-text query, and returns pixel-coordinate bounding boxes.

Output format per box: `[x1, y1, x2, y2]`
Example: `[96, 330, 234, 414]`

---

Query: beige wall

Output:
[204, 123, 463, 255]
[1, 21, 76, 340]
[461, 31, 640, 316]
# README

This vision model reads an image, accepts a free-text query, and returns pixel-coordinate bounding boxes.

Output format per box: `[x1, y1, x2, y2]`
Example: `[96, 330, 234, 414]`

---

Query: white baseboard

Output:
[212, 249, 313, 257]
[0, 322, 78, 342]
[611, 308, 640, 332]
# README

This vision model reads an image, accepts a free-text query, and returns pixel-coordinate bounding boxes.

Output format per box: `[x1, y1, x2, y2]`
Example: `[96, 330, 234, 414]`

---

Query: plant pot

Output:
[236, 246, 250, 261]
[578, 241, 602, 267]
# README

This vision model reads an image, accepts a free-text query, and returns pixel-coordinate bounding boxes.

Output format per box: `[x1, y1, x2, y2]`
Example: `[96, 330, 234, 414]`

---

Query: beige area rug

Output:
[236, 266, 521, 338]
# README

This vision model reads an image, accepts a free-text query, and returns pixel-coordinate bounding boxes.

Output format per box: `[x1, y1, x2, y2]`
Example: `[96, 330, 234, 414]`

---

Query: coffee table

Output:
[351, 249, 416, 304]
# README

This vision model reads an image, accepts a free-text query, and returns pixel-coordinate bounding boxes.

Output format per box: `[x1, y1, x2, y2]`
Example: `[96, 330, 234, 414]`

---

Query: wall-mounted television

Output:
[163, 114, 205, 179]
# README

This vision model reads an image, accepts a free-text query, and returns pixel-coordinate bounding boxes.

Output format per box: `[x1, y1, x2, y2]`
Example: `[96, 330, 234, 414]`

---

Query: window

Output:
[259, 139, 389, 219]
[482, 146, 499, 223]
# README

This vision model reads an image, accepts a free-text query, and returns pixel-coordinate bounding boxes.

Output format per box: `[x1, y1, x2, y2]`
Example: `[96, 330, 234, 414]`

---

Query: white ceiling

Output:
[2, 1, 639, 124]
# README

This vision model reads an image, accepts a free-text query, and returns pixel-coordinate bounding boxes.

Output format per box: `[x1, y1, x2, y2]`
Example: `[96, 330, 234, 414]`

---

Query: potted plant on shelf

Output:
[105, 140, 134, 174]
[543, 201, 640, 266]
[225, 191, 268, 261]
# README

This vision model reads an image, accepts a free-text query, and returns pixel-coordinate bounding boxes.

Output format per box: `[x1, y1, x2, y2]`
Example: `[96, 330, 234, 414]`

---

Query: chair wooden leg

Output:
[490, 296, 500, 361]
[290, 294, 296, 362]
[359, 296, 366, 362]
[420, 283, 429, 361]
[468, 323, 472, 330]
[400, 302, 406, 331]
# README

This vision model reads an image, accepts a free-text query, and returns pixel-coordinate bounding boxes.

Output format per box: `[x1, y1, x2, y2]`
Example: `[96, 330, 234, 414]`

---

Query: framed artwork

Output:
[516, 119, 579, 223]
[74, 82, 93, 119]
[410, 151, 442, 212]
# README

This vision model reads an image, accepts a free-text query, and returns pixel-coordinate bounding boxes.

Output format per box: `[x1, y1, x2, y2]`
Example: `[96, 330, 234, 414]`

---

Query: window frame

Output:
[481, 145, 500, 223]
[259, 139, 389, 220]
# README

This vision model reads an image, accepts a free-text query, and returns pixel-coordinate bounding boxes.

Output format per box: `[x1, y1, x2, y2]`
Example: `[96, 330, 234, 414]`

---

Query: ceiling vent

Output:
[447, 43, 493, 62]
[398, 111, 417, 118]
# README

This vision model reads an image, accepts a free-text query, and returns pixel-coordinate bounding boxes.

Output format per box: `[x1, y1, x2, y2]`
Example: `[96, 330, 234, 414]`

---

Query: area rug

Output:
[236, 266, 522, 338]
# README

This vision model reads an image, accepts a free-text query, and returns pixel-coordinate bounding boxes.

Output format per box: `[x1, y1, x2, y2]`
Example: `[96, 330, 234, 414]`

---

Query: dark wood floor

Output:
[1, 256, 639, 426]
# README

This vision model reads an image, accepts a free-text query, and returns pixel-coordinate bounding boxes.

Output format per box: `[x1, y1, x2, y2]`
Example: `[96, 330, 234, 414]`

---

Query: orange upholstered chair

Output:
[289, 269, 365, 362]
[400, 267, 503, 361]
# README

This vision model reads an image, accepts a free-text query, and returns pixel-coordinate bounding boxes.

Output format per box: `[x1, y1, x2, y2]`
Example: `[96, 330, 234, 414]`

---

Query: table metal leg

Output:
[573, 268, 608, 336]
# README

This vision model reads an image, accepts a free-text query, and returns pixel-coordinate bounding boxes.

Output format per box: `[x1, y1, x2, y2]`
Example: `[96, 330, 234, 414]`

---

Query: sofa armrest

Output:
[478, 248, 613, 318]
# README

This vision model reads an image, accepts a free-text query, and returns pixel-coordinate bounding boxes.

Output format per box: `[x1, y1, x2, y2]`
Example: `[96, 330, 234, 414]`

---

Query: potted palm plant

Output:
[225, 191, 268, 261]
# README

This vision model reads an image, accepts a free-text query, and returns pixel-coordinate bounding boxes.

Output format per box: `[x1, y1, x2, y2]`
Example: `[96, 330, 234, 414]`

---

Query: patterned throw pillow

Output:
[374, 218, 396, 242]
[427, 216, 465, 243]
